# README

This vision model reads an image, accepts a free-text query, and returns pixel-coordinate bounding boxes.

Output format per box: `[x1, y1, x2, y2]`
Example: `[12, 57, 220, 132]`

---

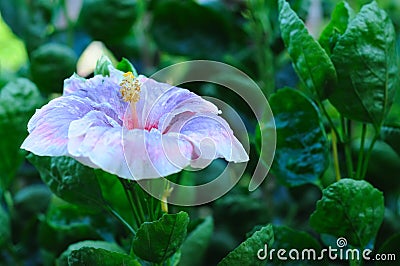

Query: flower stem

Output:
[131, 183, 147, 223]
[355, 123, 367, 179]
[342, 117, 354, 178]
[105, 204, 136, 235]
[120, 179, 141, 229]
[318, 101, 342, 143]
[360, 131, 379, 180]
[331, 129, 341, 181]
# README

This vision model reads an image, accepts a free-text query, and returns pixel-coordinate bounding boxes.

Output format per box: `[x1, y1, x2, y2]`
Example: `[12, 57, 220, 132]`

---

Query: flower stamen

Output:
[120, 71, 141, 103]
[120, 71, 141, 128]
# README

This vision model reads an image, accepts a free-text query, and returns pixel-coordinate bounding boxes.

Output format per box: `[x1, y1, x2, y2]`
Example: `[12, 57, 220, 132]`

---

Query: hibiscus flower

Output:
[21, 64, 249, 180]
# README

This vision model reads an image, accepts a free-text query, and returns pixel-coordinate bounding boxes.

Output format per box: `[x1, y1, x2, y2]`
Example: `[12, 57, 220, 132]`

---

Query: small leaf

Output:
[329, 1, 398, 127]
[116, 57, 138, 76]
[94, 55, 113, 77]
[319, 1, 354, 56]
[310, 179, 384, 248]
[57, 240, 127, 266]
[180, 217, 214, 266]
[218, 224, 274, 266]
[132, 211, 189, 263]
[68, 247, 140, 266]
[27, 155, 104, 209]
[278, 0, 337, 99]
[268, 88, 329, 187]
[0, 78, 42, 190]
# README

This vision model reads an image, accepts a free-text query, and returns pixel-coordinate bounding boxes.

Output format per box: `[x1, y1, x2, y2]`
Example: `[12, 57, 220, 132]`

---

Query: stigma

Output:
[120, 71, 141, 103]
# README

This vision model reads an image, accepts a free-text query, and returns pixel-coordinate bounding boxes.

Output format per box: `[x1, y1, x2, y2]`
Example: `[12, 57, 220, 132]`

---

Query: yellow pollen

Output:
[120, 71, 141, 103]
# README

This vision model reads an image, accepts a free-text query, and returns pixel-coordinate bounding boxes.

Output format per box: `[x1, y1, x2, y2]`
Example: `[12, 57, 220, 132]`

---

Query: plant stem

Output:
[342, 117, 354, 178]
[318, 101, 342, 143]
[331, 129, 341, 181]
[360, 131, 379, 180]
[355, 123, 367, 179]
[105, 204, 136, 235]
[132, 183, 147, 223]
[120, 179, 141, 229]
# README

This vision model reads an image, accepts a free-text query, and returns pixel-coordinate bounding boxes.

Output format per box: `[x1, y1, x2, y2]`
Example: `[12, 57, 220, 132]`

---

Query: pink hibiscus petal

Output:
[123, 129, 194, 179]
[135, 77, 218, 131]
[21, 96, 93, 156]
[167, 113, 249, 168]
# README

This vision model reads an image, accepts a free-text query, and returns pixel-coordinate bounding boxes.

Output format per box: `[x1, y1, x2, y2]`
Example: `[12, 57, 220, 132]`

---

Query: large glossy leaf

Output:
[150, 0, 233, 59]
[179, 216, 214, 266]
[27, 155, 105, 209]
[278, 0, 337, 99]
[132, 211, 189, 263]
[269, 88, 329, 187]
[329, 1, 398, 128]
[218, 224, 274, 266]
[319, 1, 354, 56]
[310, 179, 384, 248]
[0, 78, 42, 190]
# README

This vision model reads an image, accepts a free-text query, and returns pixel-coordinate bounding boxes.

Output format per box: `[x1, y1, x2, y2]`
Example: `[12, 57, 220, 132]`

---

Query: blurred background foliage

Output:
[0, 0, 400, 265]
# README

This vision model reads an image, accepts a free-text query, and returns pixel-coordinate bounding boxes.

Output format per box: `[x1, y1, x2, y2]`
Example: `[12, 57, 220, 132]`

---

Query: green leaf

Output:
[310, 179, 384, 248]
[30, 43, 77, 94]
[94, 55, 113, 77]
[27, 155, 104, 209]
[0, 0, 51, 52]
[57, 240, 127, 266]
[179, 217, 214, 266]
[278, 0, 337, 99]
[116, 57, 138, 76]
[132, 211, 189, 263]
[0, 205, 10, 248]
[38, 199, 117, 255]
[268, 88, 329, 187]
[319, 1, 354, 56]
[352, 139, 400, 191]
[150, 0, 233, 59]
[329, 1, 398, 128]
[0, 78, 42, 190]
[218, 224, 274, 266]
[14, 184, 51, 218]
[380, 125, 400, 155]
[266, 226, 323, 265]
[79, 0, 137, 41]
[68, 247, 140, 266]
[94, 170, 134, 229]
